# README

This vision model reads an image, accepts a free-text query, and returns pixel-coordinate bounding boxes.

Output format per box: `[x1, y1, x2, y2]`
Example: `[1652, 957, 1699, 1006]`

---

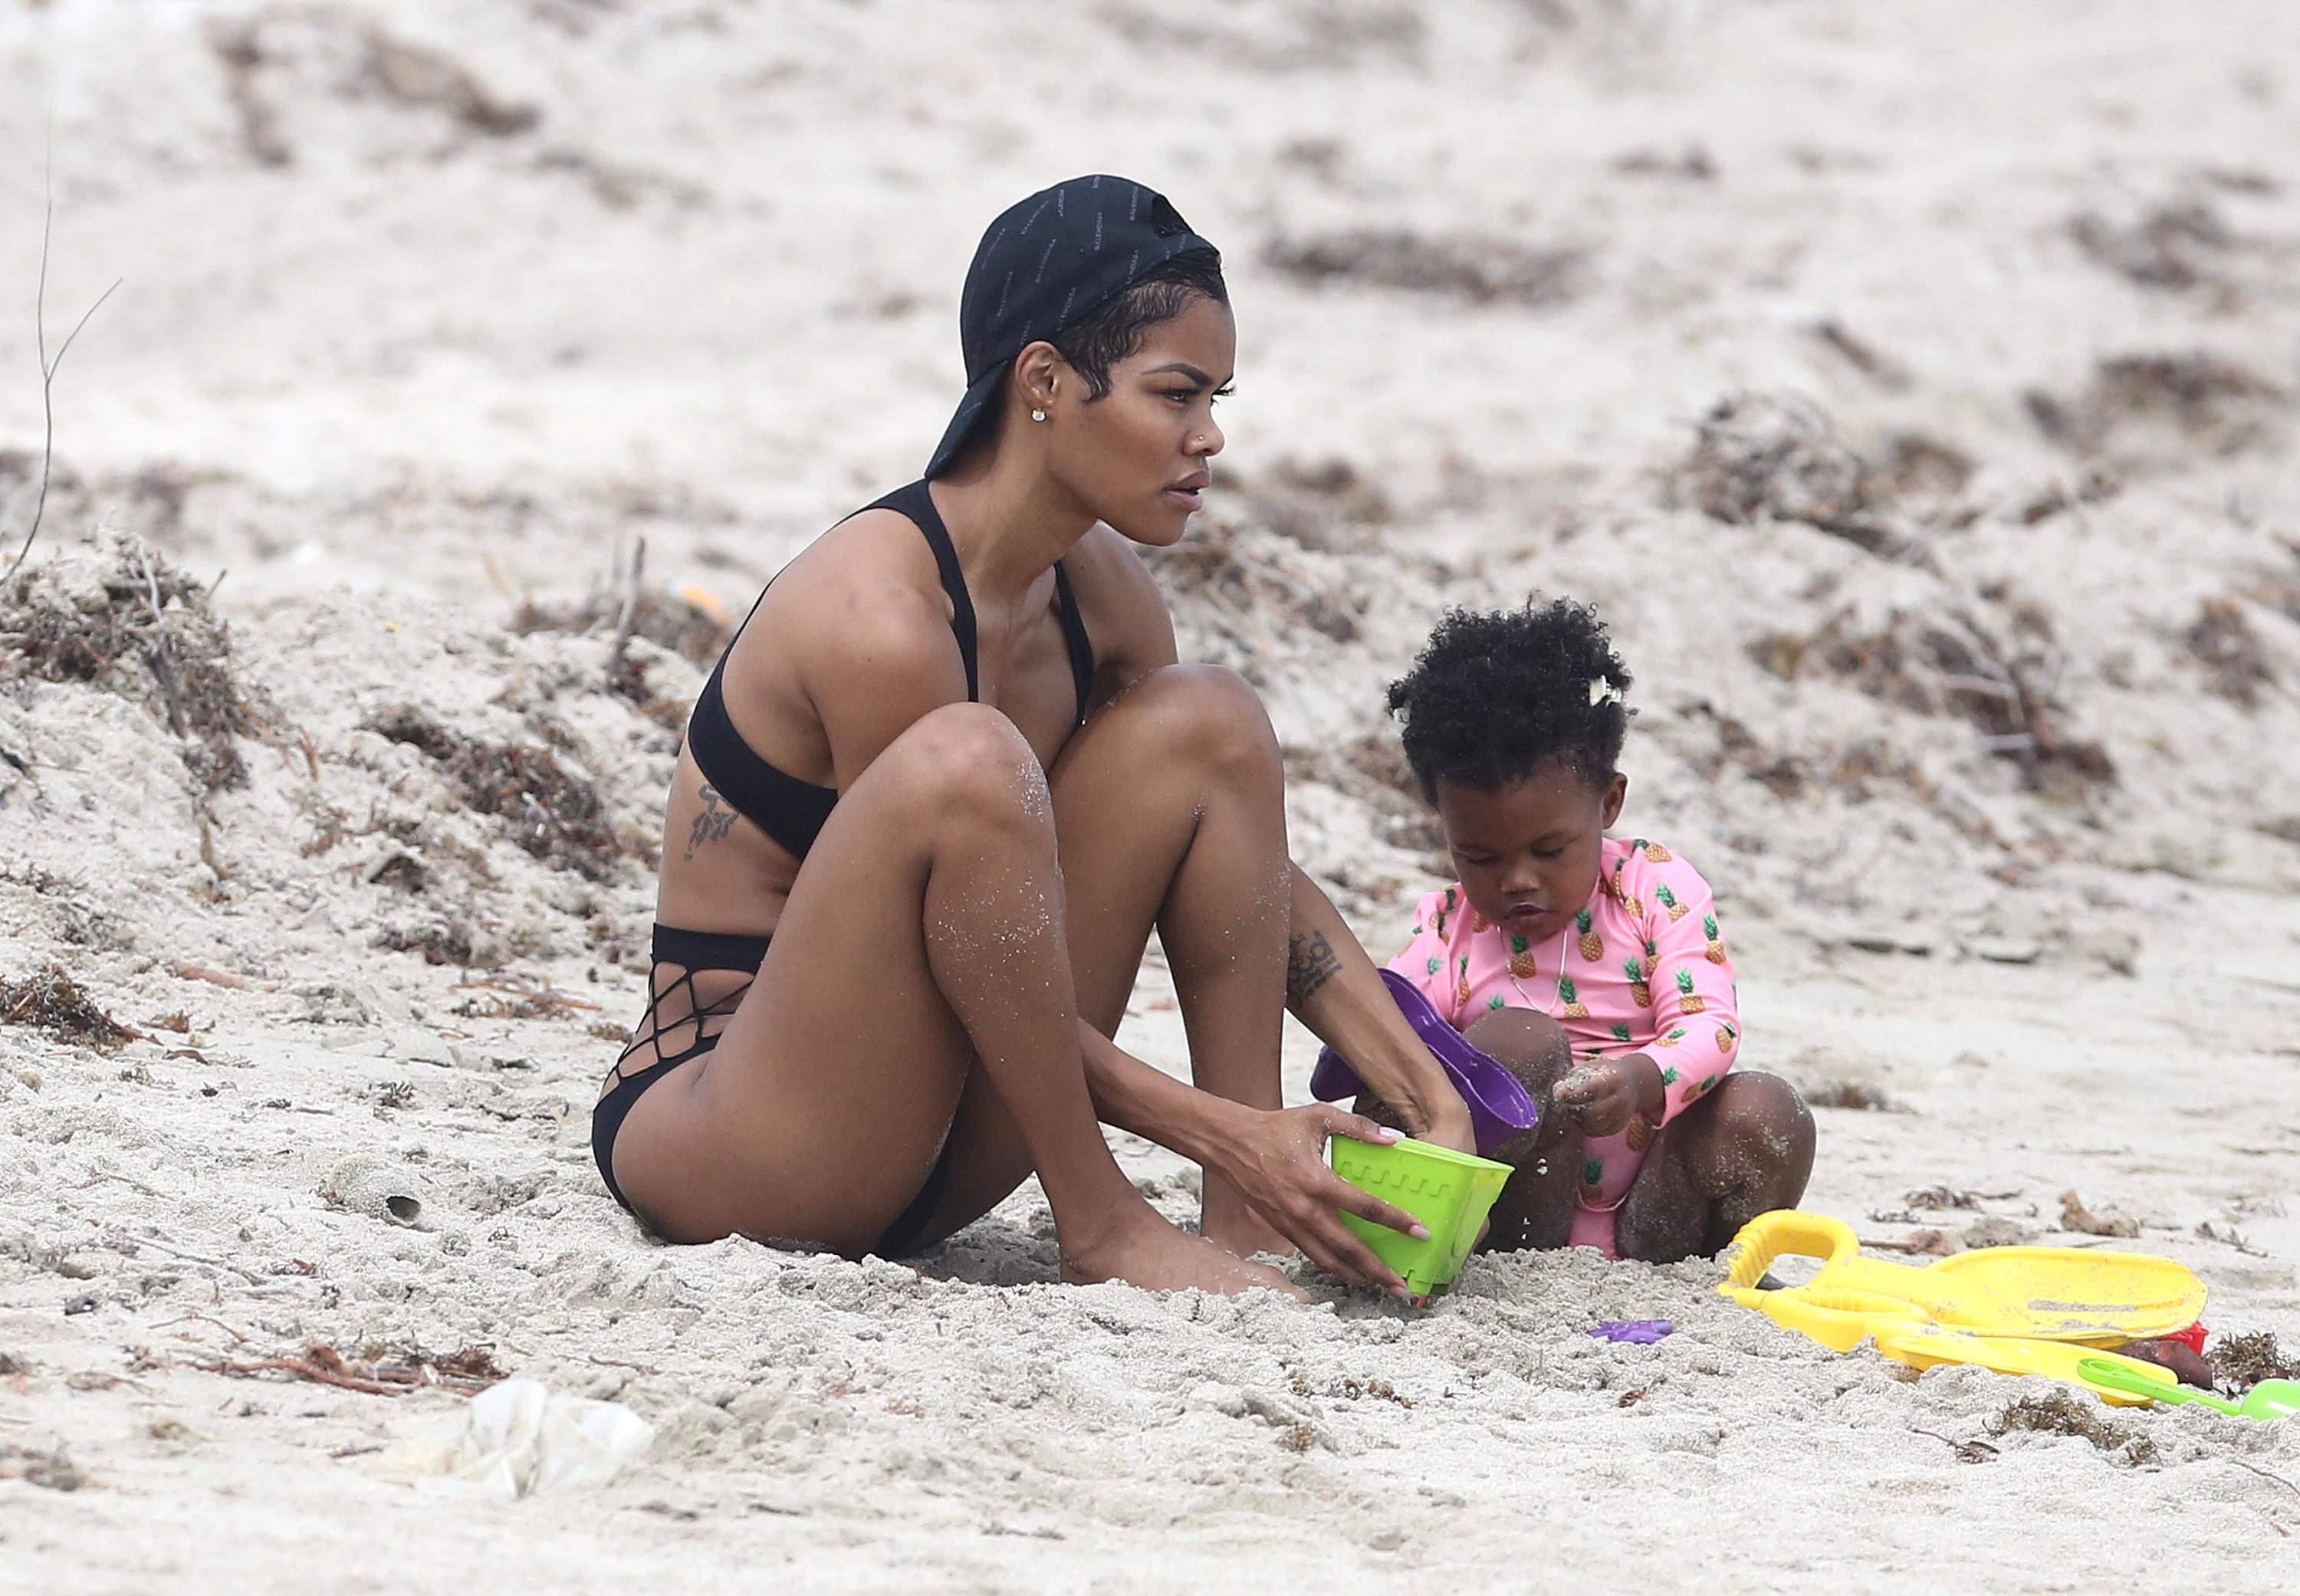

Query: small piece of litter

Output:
[1590, 1320, 1674, 1345]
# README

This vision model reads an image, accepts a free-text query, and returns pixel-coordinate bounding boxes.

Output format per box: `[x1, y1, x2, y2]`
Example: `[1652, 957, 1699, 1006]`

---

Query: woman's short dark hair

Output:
[1385, 597, 1635, 797]
[1050, 249, 1227, 399]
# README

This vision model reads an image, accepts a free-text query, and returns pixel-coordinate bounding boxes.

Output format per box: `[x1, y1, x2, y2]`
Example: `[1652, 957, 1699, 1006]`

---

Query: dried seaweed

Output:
[2026, 352, 2281, 455]
[1990, 1391, 2157, 1465]
[511, 583, 728, 669]
[1803, 1079, 1894, 1112]
[367, 707, 626, 881]
[2183, 598, 2276, 707]
[1750, 598, 2114, 800]
[198, 1338, 508, 1397]
[2068, 199, 2235, 292]
[0, 965, 136, 1053]
[1673, 395, 1969, 561]
[0, 534, 275, 791]
[2210, 1332, 2295, 1394]
[0, 1443, 84, 1491]
[1263, 228, 1582, 307]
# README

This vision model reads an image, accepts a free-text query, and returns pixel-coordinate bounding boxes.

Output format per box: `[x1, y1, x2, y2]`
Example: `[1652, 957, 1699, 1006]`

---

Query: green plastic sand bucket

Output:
[1329, 1135, 1514, 1299]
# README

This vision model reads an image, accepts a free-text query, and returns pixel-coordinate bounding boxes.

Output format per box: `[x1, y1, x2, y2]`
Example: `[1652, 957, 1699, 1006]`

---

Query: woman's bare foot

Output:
[1062, 1202, 1307, 1299]
[1200, 1177, 1298, 1263]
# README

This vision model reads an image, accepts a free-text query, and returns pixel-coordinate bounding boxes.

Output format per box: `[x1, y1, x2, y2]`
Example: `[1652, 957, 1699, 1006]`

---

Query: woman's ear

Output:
[1600, 772, 1628, 829]
[1013, 340, 1063, 415]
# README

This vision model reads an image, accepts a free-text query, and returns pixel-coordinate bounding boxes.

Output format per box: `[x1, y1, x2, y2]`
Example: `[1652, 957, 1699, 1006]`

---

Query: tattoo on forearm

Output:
[1286, 929, 1343, 1008]
[685, 783, 737, 861]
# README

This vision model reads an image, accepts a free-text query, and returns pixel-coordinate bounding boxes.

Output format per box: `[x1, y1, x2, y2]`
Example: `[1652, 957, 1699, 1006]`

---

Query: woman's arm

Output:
[1283, 865, 1476, 1151]
[1074, 1017, 1431, 1288]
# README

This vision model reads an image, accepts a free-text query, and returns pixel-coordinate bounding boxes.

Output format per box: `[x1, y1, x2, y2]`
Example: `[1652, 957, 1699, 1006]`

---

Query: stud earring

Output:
[1030, 408, 1047, 422]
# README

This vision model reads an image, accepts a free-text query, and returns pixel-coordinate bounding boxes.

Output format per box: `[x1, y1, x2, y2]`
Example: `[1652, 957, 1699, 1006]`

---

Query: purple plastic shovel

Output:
[1309, 969, 1541, 1158]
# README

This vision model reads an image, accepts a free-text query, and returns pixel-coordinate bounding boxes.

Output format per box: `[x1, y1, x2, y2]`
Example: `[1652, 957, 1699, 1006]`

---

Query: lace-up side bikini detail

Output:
[592, 925, 770, 1213]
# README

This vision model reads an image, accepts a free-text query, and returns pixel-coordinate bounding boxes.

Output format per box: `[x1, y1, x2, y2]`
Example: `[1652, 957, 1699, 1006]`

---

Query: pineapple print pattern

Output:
[1576, 908, 1602, 963]
[1556, 975, 1591, 1020]
[1456, 955, 1472, 1010]
[1472, 909, 1493, 934]
[1508, 933, 1538, 979]
[1579, 1156, 1605, 1204]
[1641, 839, 1673, 863]
[1675, 968, 1704, 1014]
[1704, 913, 1727, 964]
[1625, 957, 1652, 1008]
[1716, 1021, 1737, 1054]
[1610, 1023, 1633, 1045]
[1625, 1115, 1652, 1153]
[1655, 883, 1688, 922]
[1657, 1026, 1688, 1047]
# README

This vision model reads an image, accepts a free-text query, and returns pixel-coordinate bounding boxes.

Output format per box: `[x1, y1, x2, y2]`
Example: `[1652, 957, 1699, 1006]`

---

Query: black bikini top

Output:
[684, 481, 1096, 863]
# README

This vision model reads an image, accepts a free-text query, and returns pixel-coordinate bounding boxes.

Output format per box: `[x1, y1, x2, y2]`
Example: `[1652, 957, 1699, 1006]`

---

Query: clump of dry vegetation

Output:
[1, 534, 277, 791]
[1749, 595, 2114, 801]
[1233, 457, 1396, 551]
[1263, 228, 1582, 307]
[2209, 1332, 2295, 1394]
[2182, 597, 2277, 707]
[1154, 525, 1368, 657]
[0, 965, 137, 1053]
[2026, 352, 2282, 455]
[1674, 394, 1970, 561]
[511, 580, 728, 669]
[2068, 198, 2236, 293]
[1802, 1079, 1895, 1112]
[207, 8, 539, 168]
[366, 706, 626, 881]
[1990, 1391, 2157, 1466]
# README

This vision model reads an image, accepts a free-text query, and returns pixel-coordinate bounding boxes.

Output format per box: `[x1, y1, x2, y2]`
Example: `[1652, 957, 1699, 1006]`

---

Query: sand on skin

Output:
[2, 2, 2298, 1591]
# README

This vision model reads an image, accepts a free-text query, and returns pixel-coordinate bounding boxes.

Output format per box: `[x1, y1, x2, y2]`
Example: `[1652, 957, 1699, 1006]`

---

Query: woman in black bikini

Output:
[594, 177, 1474, 1297]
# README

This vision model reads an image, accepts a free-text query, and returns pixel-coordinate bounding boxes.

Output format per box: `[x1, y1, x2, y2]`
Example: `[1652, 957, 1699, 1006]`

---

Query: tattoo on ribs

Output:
[1286, 928, 1343, 1007]
[685, 783, 738, 861]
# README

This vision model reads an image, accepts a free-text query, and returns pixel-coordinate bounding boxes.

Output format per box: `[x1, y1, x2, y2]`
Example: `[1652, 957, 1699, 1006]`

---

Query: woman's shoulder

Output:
[728, 509, 964, 690]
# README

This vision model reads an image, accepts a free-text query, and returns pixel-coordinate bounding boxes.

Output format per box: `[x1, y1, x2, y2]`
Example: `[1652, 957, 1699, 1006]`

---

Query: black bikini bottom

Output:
[590, 923, 957, 1258]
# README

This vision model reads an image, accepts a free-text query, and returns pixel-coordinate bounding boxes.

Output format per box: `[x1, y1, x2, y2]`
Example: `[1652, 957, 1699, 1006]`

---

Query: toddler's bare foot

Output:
[1062, 1204, 1306, 1300]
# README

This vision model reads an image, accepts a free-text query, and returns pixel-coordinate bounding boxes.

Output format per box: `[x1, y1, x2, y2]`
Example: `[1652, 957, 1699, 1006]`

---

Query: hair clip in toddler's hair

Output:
[1588, 676, 1624, 708]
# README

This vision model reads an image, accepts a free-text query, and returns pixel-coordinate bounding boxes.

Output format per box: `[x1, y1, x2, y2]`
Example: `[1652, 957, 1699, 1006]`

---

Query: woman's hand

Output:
[1208, 1104, 1431, 1296]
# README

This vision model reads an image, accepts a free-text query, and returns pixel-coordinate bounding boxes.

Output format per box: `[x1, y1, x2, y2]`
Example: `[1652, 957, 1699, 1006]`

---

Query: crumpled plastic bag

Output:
[375, 1378, 653, 1499]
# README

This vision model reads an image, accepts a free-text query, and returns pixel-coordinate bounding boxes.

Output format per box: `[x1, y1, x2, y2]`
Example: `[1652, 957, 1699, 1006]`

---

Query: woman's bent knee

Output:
[883, 704, 1049, 832]
[1111, 664, 1278, 773]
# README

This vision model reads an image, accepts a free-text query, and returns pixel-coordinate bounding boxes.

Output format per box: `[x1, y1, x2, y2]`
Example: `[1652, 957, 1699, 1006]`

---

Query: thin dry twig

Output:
[5, 157, 124, 589]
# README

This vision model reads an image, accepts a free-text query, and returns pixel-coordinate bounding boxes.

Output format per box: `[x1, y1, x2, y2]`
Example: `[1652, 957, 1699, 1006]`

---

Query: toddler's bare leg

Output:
[1614, 1072, 1815, 1263]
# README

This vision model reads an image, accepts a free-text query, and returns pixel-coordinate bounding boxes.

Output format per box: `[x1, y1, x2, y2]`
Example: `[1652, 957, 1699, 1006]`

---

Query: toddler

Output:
[1368, 598, 1815, 1261]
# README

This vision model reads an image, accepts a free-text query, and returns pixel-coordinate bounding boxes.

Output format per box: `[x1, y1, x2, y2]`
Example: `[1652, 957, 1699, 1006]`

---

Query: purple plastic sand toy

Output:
[1309, 969, 1541, 1158]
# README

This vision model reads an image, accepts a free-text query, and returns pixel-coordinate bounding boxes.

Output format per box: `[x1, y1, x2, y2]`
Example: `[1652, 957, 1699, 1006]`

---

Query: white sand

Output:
[3, 2, 2298, 1590]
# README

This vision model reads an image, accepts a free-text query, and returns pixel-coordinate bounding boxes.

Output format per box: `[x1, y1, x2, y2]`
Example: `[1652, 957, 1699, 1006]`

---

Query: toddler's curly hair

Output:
[1385, 597, 1634, 797]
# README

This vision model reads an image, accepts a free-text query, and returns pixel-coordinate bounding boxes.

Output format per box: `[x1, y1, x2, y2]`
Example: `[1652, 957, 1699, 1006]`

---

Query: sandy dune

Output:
[3, 2, 2298, 1591]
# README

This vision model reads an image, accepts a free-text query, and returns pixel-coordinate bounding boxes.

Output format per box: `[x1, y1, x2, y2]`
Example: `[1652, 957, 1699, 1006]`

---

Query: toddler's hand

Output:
[1552, 1059, 1637, 1138]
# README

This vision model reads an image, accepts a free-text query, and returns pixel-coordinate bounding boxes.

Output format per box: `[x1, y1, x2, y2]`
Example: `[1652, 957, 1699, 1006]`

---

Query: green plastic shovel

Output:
[2075, 1358, 2300, 1420]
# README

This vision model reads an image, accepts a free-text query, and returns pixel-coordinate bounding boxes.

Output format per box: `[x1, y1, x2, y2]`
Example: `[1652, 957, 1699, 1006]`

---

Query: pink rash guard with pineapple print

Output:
[1385, 836, 1740, 1258]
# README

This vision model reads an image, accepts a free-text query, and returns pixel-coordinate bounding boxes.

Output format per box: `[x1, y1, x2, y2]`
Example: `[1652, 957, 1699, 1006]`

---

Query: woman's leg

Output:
[606, 702, 1293, 1296]
[1613, 1072, 1815, 1263]
[891, 665, 1298, 1254]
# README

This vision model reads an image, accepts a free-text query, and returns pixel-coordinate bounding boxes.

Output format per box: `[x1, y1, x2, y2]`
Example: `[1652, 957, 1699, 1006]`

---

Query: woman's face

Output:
[1049, 294, 1235, 547]
[1432, 762, 1628, 948]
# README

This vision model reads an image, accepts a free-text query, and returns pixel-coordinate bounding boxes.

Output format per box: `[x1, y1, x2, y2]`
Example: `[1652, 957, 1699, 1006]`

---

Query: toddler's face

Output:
[1433, 762, 1626, 947]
